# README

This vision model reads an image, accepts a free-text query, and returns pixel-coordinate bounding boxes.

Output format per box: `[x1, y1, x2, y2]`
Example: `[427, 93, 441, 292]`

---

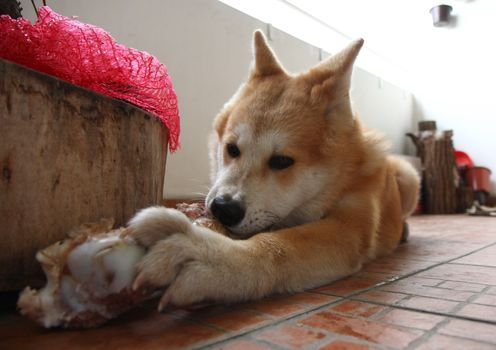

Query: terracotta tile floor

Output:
[1, 215, 496, 349]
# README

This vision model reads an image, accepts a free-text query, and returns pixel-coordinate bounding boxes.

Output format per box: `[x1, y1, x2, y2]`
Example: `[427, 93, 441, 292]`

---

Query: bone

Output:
[17, 219, 154, 328]
[17, 205, 227, 328]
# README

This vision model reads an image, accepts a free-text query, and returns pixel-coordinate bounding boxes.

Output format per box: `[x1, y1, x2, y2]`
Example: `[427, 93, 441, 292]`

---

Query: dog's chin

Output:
[228, 221, 275, 239]
[228, 225, 263, 239]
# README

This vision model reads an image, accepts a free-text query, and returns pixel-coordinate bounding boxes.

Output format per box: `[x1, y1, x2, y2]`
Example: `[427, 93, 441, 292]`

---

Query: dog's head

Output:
[206, 31, 364, 238]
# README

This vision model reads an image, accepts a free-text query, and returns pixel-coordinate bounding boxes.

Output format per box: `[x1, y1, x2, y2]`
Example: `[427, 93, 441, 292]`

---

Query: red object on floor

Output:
[465, 166, 492, 193]
[0, 6, 180, 152]
[455, 150, 474, 169]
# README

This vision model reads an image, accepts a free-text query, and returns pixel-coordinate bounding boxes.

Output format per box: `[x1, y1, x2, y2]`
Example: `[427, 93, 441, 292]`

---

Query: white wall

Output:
[221, 0, 496, 194]
[409, 0, 496, 194]
[20, 0, 414, 199]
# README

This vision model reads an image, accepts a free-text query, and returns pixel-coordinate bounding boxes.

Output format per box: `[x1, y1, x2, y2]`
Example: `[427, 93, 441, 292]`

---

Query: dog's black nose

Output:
[210, 196, 245, 227]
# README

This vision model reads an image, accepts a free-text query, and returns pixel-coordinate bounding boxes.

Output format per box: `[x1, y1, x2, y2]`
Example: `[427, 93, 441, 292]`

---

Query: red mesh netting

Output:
[0, 6, 180, 152]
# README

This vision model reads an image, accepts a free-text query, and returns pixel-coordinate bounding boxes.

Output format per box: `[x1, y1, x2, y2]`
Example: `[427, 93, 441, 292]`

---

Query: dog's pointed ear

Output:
[251, 30, 285, 77]
[305, 39, 364, 100]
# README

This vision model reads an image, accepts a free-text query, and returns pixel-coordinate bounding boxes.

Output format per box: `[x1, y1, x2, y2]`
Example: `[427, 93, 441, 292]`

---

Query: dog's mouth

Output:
[206, 195, 281, 237]
[226, 210, 280, 238]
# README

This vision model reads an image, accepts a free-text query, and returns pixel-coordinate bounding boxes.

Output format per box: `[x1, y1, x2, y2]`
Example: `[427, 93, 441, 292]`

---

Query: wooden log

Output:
[422, 132, 457, 214]
[0, 59, 169, 291]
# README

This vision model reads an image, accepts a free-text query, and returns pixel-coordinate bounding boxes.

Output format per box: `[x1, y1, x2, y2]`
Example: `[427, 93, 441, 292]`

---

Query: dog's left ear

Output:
[304, 39, 364, 103]
[250, 30, 286, 77]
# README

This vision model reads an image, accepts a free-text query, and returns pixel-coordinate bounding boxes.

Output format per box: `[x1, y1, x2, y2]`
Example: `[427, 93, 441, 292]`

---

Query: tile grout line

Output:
[404, 290, 496, 350]
[404, 315, 473, 350]
[195, 297, 346, 349]
[340, 240, 496, 325]
[443, 284, 496, 322]
[195, 240, 496, 349]
[315, 240, 496, 301]
[348, 296, 496, 325]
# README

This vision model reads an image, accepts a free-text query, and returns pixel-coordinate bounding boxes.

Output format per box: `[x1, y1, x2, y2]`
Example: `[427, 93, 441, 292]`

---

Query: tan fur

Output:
[127, 31, 420, 308]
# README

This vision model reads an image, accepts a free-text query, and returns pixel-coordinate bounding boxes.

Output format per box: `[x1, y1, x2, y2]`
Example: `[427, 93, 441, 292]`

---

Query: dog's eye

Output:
[226, 143, 241, 158]
[269, 155, 294, 170]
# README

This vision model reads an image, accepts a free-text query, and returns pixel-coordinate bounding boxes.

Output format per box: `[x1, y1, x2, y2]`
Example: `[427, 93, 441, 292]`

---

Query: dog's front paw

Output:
[126, 207, 192, 248]
[132, 233, 195, 292]
[132, 229, 254, 310]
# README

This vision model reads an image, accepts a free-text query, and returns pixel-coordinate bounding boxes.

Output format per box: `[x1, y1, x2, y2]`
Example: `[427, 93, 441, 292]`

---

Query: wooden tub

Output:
[0, 59, 168, 291]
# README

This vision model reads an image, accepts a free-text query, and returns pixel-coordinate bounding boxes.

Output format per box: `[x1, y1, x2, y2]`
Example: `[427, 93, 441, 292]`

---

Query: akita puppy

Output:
[128, 31, 420, 310]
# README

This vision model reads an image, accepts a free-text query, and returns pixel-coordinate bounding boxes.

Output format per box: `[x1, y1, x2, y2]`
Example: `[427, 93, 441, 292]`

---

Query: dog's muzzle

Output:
[210, 196, 245, 227]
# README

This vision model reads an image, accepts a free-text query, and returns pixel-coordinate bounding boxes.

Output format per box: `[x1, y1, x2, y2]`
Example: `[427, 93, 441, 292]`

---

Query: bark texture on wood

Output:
[422, 136, 457, 214]
[0, 59, 168, 291]
[408, 121, 458, 214]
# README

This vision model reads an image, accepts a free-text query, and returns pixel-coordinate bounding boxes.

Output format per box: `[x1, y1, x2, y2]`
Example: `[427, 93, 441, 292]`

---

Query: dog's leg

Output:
[127, 202, 376, 309]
